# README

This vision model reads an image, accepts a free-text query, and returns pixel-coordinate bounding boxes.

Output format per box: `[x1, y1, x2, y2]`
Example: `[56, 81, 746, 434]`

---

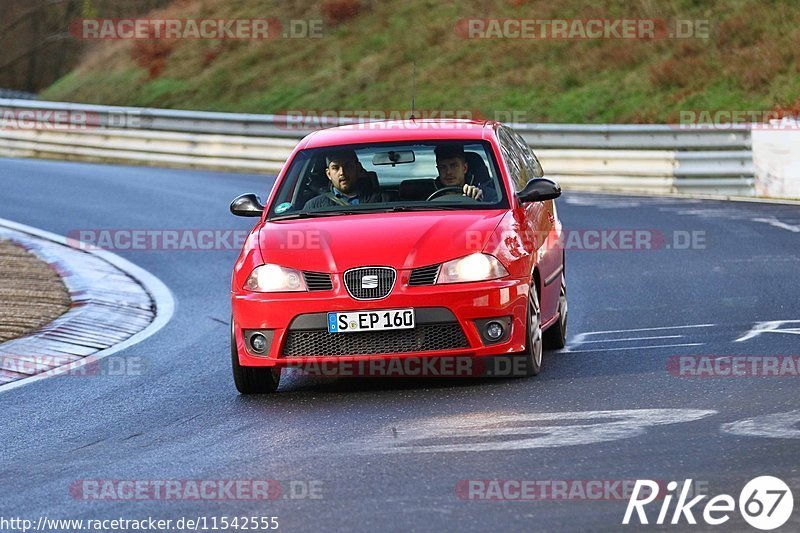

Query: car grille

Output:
[343, 267, 396, 300]
[408, 264, 441, 286]
[282, 323, 468, 356]
[302, 271, 333, 291]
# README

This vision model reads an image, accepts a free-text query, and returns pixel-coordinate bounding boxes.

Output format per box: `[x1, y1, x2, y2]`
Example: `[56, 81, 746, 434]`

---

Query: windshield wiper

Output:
[269, 210, 359, 221]
[269, 205, 468, 220]
[382, 205, 464, 212]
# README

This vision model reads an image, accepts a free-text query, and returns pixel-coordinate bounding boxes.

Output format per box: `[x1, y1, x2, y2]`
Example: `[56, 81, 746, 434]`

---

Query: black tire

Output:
[543, 280, 568, 349]
[231, 319, 280, 394]
[518, 283, 543, 377]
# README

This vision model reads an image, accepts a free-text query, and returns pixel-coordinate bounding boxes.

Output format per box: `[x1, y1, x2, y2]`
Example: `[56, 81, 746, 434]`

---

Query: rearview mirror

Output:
[230, 193, 264, 217]
[372, 150, 415, 166]
[516, 178, 561, 203]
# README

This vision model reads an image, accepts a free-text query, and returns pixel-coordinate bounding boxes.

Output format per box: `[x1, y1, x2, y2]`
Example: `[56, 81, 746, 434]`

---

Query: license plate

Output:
[328, 308, 415, 333]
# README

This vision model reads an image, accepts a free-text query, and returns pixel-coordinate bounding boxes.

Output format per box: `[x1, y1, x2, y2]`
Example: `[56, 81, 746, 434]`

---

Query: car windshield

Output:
[266, 140, 508, 220]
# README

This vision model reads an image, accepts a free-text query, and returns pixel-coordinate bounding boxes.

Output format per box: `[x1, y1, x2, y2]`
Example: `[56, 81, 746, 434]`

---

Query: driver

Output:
[304, 149, 386, 209]
[434, 145, 484, 200]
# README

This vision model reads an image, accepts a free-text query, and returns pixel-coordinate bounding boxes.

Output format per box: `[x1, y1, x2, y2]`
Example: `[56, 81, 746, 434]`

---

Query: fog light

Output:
[485, 321, 504, 340]
[250, 333, 268, 353]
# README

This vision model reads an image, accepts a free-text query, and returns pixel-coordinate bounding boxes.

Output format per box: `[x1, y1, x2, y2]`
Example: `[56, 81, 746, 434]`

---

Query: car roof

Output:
[299, 119, 500, 149]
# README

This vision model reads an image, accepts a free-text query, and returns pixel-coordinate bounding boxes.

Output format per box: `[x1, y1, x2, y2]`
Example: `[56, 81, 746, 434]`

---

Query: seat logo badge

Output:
[361, 275, 378, 289]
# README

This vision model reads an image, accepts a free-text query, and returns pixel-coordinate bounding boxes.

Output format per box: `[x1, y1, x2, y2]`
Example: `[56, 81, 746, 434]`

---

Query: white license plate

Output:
[327, 308, 415, 333]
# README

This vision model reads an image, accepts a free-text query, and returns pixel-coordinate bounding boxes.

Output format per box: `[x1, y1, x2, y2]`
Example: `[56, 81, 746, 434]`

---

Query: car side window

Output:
[510, 129, 544, 181]
[498, 127, 528, 192]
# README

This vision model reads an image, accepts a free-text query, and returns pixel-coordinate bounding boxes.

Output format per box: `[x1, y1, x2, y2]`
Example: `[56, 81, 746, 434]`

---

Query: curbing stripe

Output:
[0, 217, 175, 394]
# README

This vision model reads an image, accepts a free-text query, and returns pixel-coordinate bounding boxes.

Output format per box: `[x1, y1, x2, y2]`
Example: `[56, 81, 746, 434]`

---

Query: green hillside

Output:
[41, 0, 800, 123]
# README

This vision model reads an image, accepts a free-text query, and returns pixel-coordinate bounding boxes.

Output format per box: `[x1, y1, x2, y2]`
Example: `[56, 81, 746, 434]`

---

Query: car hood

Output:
[258, 210, 506, 273]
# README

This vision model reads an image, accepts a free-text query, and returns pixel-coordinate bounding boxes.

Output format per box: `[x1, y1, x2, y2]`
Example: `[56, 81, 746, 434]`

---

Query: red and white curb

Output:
[0, 218, 174, 393]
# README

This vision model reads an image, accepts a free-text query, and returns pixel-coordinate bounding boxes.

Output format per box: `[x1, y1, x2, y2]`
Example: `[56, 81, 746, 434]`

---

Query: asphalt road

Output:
[1, 157, 798, 532]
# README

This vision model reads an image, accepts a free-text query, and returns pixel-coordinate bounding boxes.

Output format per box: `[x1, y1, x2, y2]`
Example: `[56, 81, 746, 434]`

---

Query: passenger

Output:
[434, 145, 484, 200]
[304, 150, 386, 209]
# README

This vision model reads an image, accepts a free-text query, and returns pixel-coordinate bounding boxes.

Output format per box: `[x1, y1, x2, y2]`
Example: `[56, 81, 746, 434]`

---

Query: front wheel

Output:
[543, 280, 568, 349]
[518, 284, 543, 377]
[231, 319, 280, 394]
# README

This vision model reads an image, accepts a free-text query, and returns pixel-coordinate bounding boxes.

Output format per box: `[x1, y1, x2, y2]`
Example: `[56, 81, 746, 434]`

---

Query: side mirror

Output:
[230, 193, 264, 217]
[516, 178, 561, 203]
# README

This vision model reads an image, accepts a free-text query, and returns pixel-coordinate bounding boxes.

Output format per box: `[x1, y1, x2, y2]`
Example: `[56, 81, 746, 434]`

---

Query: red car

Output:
[229, 119, 567, 393]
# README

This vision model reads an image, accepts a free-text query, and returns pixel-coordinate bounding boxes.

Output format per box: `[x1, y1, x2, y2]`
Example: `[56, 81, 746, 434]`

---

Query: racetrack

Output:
[1, 157, 798, 531]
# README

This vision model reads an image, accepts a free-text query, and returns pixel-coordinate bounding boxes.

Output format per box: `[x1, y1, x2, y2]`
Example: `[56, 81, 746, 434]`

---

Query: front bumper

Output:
[232, 277, 530, 367]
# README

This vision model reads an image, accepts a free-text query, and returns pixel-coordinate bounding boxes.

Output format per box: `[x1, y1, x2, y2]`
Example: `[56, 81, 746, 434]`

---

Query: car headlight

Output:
[244, 264, 307, 292]
[437, 253, 509, 284]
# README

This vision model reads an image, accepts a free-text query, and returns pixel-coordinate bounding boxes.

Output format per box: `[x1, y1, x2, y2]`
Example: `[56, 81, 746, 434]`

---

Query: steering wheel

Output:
[426, 186, 469, 201]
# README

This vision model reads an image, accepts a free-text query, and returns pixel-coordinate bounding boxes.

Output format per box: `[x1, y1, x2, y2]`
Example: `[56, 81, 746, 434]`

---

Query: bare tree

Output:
[0, 0, 171, 93]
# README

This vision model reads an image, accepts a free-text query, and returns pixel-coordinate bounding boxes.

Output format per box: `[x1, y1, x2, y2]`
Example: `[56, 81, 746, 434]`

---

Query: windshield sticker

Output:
[275, 202, 292, 214]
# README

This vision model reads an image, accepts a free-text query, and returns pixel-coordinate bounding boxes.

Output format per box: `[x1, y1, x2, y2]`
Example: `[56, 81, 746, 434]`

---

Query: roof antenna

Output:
[410, 62, 416, 121]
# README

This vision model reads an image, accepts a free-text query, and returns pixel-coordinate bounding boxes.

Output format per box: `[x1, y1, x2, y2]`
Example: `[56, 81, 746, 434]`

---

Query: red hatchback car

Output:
[229, 119, 567, 393]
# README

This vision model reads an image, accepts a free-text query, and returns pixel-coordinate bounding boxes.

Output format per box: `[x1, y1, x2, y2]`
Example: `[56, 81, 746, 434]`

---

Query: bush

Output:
[321, 0, 362, 25]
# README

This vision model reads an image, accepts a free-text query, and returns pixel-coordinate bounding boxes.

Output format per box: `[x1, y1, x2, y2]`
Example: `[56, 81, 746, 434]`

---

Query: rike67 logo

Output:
[623, 476, 794, 530]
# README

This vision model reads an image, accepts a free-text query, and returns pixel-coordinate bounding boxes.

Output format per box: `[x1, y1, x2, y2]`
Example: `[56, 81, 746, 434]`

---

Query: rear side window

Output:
[498, 127, 529, 192]
[510, 129, 545, 181]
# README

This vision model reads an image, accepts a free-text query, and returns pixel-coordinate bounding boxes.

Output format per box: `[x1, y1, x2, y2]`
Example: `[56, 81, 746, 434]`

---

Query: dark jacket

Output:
[304, 182, 387, 210]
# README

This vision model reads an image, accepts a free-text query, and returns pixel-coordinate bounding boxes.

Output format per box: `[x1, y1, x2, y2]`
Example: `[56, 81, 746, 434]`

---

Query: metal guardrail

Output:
[0, 90, 37, 100]
[0, 127, 294, 173]
[515, 123, 752, 151]
[0, 99, 756, 195]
